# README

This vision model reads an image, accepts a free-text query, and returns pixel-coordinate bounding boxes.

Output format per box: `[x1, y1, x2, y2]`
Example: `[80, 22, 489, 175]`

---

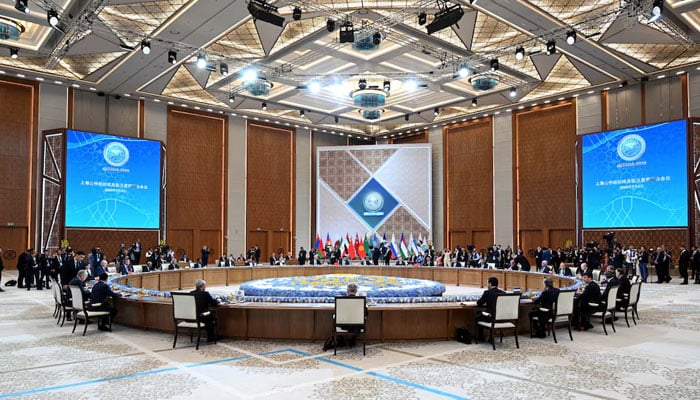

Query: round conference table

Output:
[112, 265, 579, 341]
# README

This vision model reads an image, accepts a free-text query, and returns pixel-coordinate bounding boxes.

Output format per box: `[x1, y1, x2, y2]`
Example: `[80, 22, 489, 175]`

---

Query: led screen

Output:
[65, 130, 161, 229]
[582, 120, 688, 228]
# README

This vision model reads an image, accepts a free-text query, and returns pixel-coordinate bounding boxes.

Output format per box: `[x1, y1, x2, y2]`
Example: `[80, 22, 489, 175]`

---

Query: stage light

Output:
[404, 79, 418, 91]
[326, 19, 336, 32]
[619, 80, 628, 88]
[426, 4, 464, 35]
[228, 94, 235, 103]
[515, 46, 525, 61]
[247, 0, 285, 27]
[196, 54, 207, 69]
[262, 102, 267, 110]
[418, 12, 427, 26]
[292, 6, 302, 21]
[434, 107, 439, 116]
[339, 20, 354, 43]
[404, 114, 409, 121]
[649, 0, 663, 23]
[509, 87, 517, 97]
[490, 58, 499, 71]
[471, 98, 477, 107]
[383, 80, 391, 93]
[15, 0, 29, 14]
[334, 115, 339, 123]
[47, 10, 59, 27]
[220, 63, 229, 76]
[566, 30, 577, 45]
[358, 79, 367, 90]
[546, 40, 556, 55]
[308, 80, 321, 93]
[458, 65, 469, 78]
[167, 50, 177, 64]
[300, 109, 305, 117]
[10, 48, 18, 59]
[141, 40, 151, 55]
[373, 32, 382, 45]
[242, 68, 258, 82]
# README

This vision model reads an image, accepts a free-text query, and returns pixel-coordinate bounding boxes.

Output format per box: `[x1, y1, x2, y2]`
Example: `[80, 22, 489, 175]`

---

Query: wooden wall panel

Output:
[0, 79, 37, 268]
[168, 229, 193, 261]
[514, 101, 576, 251]
[246, 122, 294, 259]
[445, 118, 493, 249]
[65, 229, 159, 261]
[391, 131, 428, 144]
[167, 109, 226, 259]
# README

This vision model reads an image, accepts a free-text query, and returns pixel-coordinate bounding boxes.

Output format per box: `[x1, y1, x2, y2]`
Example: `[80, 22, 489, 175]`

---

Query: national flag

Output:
[325, 233, 332, 248]
[372, 232, 380, 248]
[389, 233, 399, 259]
[339, 235, 348, 257]
[346, 233, 356, 259]
[399, 233, 409, 259]
[365, 233, 372, 254]
[356, 234, 366, 258]
[315, 233, 325, 257]
[408, 233, 418, 255]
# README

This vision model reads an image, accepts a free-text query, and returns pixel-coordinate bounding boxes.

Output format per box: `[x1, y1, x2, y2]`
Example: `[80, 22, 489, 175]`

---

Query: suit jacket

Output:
[557, 266, 573, 276]
[61, 258, 78, 286]
[533, 287, 560, 310]
[90, 280, 122, 305]
[578, 281, 602, 305]
[190, 289, 218, 320]
[477, 287, 505, 316]
[679, 249, 691, 268]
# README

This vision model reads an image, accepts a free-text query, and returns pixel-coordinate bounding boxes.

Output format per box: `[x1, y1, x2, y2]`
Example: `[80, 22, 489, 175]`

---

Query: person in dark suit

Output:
[132, 240, 142, 265]
[119, 258, 134, 275]
[269, 252, 277, 266]
[371, 246, 381, 266]
[201, 245, 211, 266]
[94, 259, 108, 277]
[678, 245, 690, 285]
[395, 256, 407, 266]
[89, 272, 122, 331]
[0, 246, 4, 291]
[514, 252, 530, 272]
[297, 247, 307, 266]
[556, 263, 573, 276]
[540, 260, 552, 274]
[382, 244, 392, 266]
[607, 268, 631, 305]
[575, 271, 602, 330]
[193, 258, 204, 269]
[529, 277, 560, 338]
[475, 277, 505, 341]
[190, 279, 218, 342]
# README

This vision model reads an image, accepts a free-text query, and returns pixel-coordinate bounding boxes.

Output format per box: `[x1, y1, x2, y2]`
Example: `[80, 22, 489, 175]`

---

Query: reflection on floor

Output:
[1, 271, 699, 400]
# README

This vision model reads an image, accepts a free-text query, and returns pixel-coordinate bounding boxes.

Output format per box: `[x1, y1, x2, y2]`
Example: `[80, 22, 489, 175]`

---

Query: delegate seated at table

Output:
[190, 279, 218, 342]
[89, 272, 123, 331]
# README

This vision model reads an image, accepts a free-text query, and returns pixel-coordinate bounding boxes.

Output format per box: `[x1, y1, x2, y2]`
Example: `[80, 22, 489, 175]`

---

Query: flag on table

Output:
[365, 233, 372, 254]
[389, 233, 399, 259]
[372, 232, 380, 249]
[326, 233, 332, 248]
[339, 235, 348, 257]
[315, 234, 325, 257]
[356, 234, 366, 258]
[408, 233, 418, 255]
[399, 233, 409, 259]
[346, 233, 356, 259]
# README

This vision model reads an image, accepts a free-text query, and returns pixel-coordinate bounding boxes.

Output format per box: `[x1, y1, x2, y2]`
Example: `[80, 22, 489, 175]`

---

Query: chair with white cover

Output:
[542, 289, 575, 343]
[592, 269, 601, 282]
[69, 285, 112, 336]
[51, 281, 61, 320]
[618, 282, 641, 327]
[171, 292, 205, 350]
[333, 296, 367, 355]
[53, 282, 73, 327]
[475, 293, 521, 350]
[589, 285, 619, 335]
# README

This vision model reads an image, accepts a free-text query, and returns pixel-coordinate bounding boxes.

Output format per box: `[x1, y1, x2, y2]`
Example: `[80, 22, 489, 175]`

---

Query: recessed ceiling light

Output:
[124, 93, 131, 97]
[587, 90, 594, 94]
[17, 74, 25, 78]
[603, 87, 610, 91]
[181, 104, 187, 107]
[0, 71, 6, 74]
[207, 108, 212, 112]
[54, 80, 61, 84]
[194, 106, 200, 110]
[71, 83, 79, 88]
[544, 100, 550, 104]
[89, 87, 96, 91]
[35, 77, 44, 81]
[494, 111, 500, 115]
[168, 101, 174, 105]
[657, 74, 665, 79]
[154, 99, 160, 102]
[676, 70, 685, 75]
[518, 105, 524, 109]
[573, 94, 579, 97]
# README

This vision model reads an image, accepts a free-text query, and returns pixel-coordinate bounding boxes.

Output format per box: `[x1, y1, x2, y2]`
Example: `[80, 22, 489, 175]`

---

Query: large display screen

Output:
[65, 130, 161, 229]
[582, 120, 688, 229]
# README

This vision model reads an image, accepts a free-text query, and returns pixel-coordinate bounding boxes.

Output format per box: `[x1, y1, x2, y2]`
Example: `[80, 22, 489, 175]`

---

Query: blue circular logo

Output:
[617, 134, 646, 161]
[103, 142, 130, 167]
[363, 191, 384, 212]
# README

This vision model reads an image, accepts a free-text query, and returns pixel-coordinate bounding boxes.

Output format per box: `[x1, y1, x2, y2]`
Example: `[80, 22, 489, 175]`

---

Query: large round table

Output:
[112, 266, 579, 341]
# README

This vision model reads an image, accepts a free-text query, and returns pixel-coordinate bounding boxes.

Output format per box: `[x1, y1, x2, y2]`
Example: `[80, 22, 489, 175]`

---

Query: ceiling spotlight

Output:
[339, 20, 355, 43]
[196, 54, 207, 69]
[220, 63, 229, 76]
[566, 30, 577, 45]
[167, 50, 177, 64]
[418, 12, 427, 26]
[262, 102, 267, 110]
[308, 80, 321, 93]
[471, 98, 477, 107]
[404, 114, 410, 121]
[10, 48, 18, 59]
[515, 46, 525, 61]
[358, 79, 367, 90]
[228, 94, 235, 103]
[383, 80, 391, 92]
[47, 10, 59, 27]
[458, 65, 469, 78]
[404, 79, 418, 91]
[326, 19, 336, 32]
[434, 107, 439, 116]
[242, 68, 258, 82]
[509, 87, 517, 97]
[247, 0, 285, 27]
[14, 0, 29, 14]
[426, 4, 464, 35]
[292, 6, 302, 21]
[619, 80, 628, 88]
[649, 0, 663, 23]
[141, 40, 151, 55]
[546, 40, 556, 55]
[490, 59, 499, 71]
[300, 109, 305, 117]
[373, 32, 382, 45]
[334, 115, 339, 123]
[469, 0, 477, 4]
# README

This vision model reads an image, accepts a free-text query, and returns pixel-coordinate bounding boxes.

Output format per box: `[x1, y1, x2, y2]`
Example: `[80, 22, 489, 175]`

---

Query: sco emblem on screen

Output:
[363, 191, 384, 216]
[616, 134, 646, 162]
[103, 142, 130, 167]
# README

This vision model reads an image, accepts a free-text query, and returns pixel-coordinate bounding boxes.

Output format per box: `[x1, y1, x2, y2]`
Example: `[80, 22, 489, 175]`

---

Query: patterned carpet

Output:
[0, 272, 699, 400]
